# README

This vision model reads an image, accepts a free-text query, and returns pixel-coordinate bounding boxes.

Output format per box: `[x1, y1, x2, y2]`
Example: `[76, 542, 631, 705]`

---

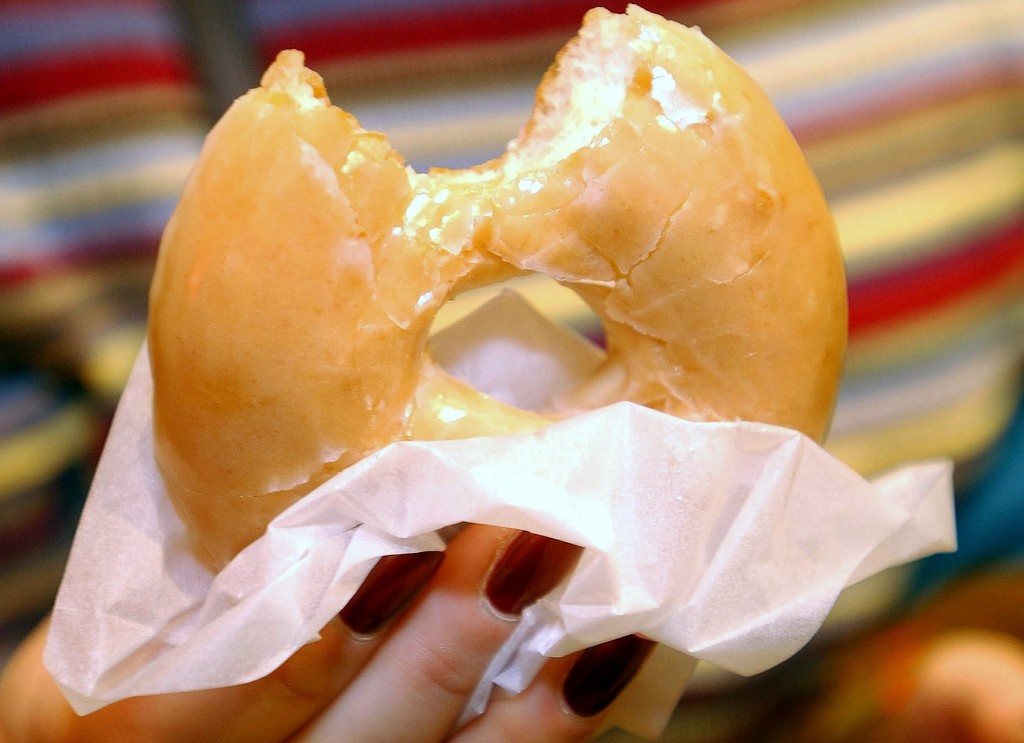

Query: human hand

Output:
[0, 525, 655, 743]
[791, 575, 1024, 743]
[895, 629, 1024, 743]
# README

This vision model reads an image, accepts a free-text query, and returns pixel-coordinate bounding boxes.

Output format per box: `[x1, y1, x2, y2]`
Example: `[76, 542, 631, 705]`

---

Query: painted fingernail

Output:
[484, 532, 581, 616]
[562, 635, 656, 718]
[339, 551, 444, 636]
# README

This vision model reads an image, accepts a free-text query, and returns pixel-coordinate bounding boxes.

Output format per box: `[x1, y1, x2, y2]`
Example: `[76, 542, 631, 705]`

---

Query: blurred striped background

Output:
[1, 1, 1021, 739]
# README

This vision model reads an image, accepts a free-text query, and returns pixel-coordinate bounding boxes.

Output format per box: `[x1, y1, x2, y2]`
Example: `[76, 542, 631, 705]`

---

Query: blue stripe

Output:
[0, 4, 181, 64]
[908, 391, 1024, 599]
[769, 34, 1024, 131]
[0, 197, 177, 266]
[348, 80, 534, 132]
[0, 132, 201, 191]
[244, 0, 510, 33]
[0, 373, 66, 438]
[836, 310, 1023, 410]
[722, 0, 947, 69]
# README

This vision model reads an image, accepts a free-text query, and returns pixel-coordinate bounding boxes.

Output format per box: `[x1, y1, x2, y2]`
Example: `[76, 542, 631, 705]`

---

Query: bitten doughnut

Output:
[148, 5, 847, 567]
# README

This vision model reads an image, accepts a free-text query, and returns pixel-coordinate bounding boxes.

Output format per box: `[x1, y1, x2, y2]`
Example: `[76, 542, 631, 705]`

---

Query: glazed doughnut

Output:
[148, 6, 847, 567]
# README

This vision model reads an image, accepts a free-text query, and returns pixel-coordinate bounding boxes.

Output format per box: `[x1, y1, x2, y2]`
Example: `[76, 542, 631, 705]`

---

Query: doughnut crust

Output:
[149, 6, 847, 566]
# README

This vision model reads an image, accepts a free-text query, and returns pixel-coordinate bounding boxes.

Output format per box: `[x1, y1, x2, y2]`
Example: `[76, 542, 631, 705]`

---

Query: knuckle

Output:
[264, 622, 351, 710]
[409, 635, 484, 702]
[404, 606, 510, 706]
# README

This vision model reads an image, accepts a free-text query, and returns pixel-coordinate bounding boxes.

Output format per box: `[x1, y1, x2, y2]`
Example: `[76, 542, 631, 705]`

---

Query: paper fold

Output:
[44, 291, 956, 737]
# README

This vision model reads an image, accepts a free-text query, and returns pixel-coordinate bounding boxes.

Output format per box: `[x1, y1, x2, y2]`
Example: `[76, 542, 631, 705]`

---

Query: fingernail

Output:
[484, 532, 581, 616]
[562, 635, 656, 718]
[339, 551, 444, 636]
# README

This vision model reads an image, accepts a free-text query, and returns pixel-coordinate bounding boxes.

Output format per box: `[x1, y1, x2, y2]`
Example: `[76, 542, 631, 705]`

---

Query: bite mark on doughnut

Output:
[148, 6, 847, 566]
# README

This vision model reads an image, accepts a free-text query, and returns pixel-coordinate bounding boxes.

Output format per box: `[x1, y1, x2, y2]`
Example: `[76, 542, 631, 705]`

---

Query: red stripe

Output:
[0, 0, 164, 8]
[0, 236, 161, 286]
[0, 45, 194, 112]
[848, 219, 1024, 336]
[258, 0, 725, 66]
[792, 71, 1024, 146]
[0, 496, 61, 563]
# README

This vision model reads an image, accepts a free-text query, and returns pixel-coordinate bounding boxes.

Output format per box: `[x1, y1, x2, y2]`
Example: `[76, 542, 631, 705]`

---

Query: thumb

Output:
[901, 630, 1024, 743]
[0, 614, 365, 743]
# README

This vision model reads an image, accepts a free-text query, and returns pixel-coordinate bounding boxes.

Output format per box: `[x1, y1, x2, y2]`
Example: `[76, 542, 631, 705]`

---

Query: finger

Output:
[451, 635, 656, 743]
[0, 618, 70, 743]
[3, 550, 443, 743]
[4, 616, 373, 743]
[116, 616, 363, 743]
[295, 526, 581, 743]
[901, 630, 1024, 743]
[123, 549, 446, 743]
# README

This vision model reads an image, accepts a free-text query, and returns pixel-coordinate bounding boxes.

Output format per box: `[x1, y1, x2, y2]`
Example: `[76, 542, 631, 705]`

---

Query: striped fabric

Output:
[246, 0, 763, 90]
[0, 0, 205, 398]
[241, 0, 1024, 482]
[745, 0, 1024, 479]
[1, 2, 1021, 730]
[0, 0, 205, 637]
[0, 370, 93, 624]
[239, 2, 1024, 724]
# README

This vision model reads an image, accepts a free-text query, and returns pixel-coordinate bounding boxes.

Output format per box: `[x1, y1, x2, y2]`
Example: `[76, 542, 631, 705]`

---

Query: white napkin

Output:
[44, 290, 956, 739]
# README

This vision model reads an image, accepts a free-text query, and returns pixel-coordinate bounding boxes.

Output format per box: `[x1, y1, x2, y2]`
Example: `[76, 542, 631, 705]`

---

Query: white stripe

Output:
[0, 154, 195, 233]
[0, 131, 202, 190]
[832, 307, 1024, 435]
[831, 143, 1024, 276]
[729, 0, 1023, 102]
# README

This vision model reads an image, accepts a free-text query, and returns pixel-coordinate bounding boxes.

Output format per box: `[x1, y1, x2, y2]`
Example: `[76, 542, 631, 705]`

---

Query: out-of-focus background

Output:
[1, 0, 1021, 739]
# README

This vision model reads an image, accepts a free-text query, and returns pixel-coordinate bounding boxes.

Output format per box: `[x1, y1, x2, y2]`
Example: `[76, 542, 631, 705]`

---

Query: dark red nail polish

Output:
[562, 635, 656, 718]
[339, 550, 444, 636]
[484, 532, 581, 616]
